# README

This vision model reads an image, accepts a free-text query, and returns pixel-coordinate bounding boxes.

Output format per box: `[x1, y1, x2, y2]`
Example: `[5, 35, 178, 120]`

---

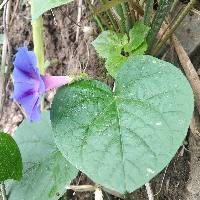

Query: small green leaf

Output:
[92, 22, 150, 78]
[124, 21, 150, 52]
[51, 55, 193, 193]
[92, 31, 129, 78]
[8, 112, 78, 200]
[31, 0, 73, 20]
[0, 133, 22, 181]
[105, 41, 148, 78]
[105, 53, 128, 78]
[44, 59, 51, 69]
[131, 41, 148, 56]
[92, 31, 128, 59]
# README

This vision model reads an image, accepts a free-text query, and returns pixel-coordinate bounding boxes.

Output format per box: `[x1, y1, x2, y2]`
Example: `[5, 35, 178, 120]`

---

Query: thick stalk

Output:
[152, 0, 196, 55]
[172, 35, 200, 114]
[31, 1, 45, 110]
[31, 16, 45, 74]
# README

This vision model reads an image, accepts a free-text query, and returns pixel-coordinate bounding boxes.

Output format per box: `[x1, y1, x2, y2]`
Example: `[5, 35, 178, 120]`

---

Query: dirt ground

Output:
[0, 1, 200, 200]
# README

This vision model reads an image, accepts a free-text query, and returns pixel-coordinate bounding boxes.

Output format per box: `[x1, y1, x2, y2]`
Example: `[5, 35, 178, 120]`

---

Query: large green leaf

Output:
[51, 55, 193, 193]
[31, 0, 73, 20]
[0, 133, 22, 181]
[8, 112, 78, 200]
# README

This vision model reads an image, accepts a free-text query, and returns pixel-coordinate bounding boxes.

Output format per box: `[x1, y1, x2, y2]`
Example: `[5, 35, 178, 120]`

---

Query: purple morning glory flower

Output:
[13, 47, 72, 122]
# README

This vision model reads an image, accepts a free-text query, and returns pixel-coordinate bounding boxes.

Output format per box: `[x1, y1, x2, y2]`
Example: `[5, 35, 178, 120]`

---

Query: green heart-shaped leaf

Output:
[51, 55, 193, 193]
[8, 112, 78, 200]
[0, 133, 22, 181]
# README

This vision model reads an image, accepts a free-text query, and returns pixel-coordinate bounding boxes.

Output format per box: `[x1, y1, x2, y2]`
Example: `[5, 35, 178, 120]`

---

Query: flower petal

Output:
[18, 92, 41, 121]
[29, 98, 41, 121]
[13, 82, 36, 100]
[42, 75, 72, 91]
[13, 47, 40, 79]
[13, 67, 37, 84]
[38, 76, 45, 95]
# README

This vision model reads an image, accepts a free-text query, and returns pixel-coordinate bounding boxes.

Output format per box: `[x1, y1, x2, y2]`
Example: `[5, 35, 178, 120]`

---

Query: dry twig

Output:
[95, 188, 103, 200]
[67, 184, 97, 192]
[172, 35, 200, 114]
[154, 164, 169, 196]
[0, 0, 9, 10]
[67, 184, 125, 199]
[172, 34, 200, 199]
[145, 183, 154, 200]
[76, 0, 83, 42]
[0, 0, 12, 114]
[191, 8, 200, 16]
[9, 0, 19, 26]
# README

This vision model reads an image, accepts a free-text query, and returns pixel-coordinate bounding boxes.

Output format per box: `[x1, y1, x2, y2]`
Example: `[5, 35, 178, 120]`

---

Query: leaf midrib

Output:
[114, 98, 127, 192]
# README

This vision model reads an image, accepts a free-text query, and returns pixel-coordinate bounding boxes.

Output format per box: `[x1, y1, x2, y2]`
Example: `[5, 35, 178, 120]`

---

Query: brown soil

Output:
[0, 1, 199, 200]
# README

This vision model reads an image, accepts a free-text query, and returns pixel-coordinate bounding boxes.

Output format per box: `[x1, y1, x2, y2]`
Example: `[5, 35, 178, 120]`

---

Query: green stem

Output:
[106, 12, 118, 31]
[152, 0, 196, 55]
[31, 1, 45, 110]
[127, 0, 136, 23]
[170, 0, 180, 13]
[95, 16, 105, 32]
[144, 0, 154, 25]
[0, 182, 7, 200]
[121, 2, 132, 33]
[90, 0, 144, 21]
[100, 0, 119, 31]
[154, 7, 182, 47]
[110, 8, 123, 32]
[31, 16, 45, 74]
[114, 5, 126, 33]
[146, 0, 174, 53]
[85, 0, 105, 31]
